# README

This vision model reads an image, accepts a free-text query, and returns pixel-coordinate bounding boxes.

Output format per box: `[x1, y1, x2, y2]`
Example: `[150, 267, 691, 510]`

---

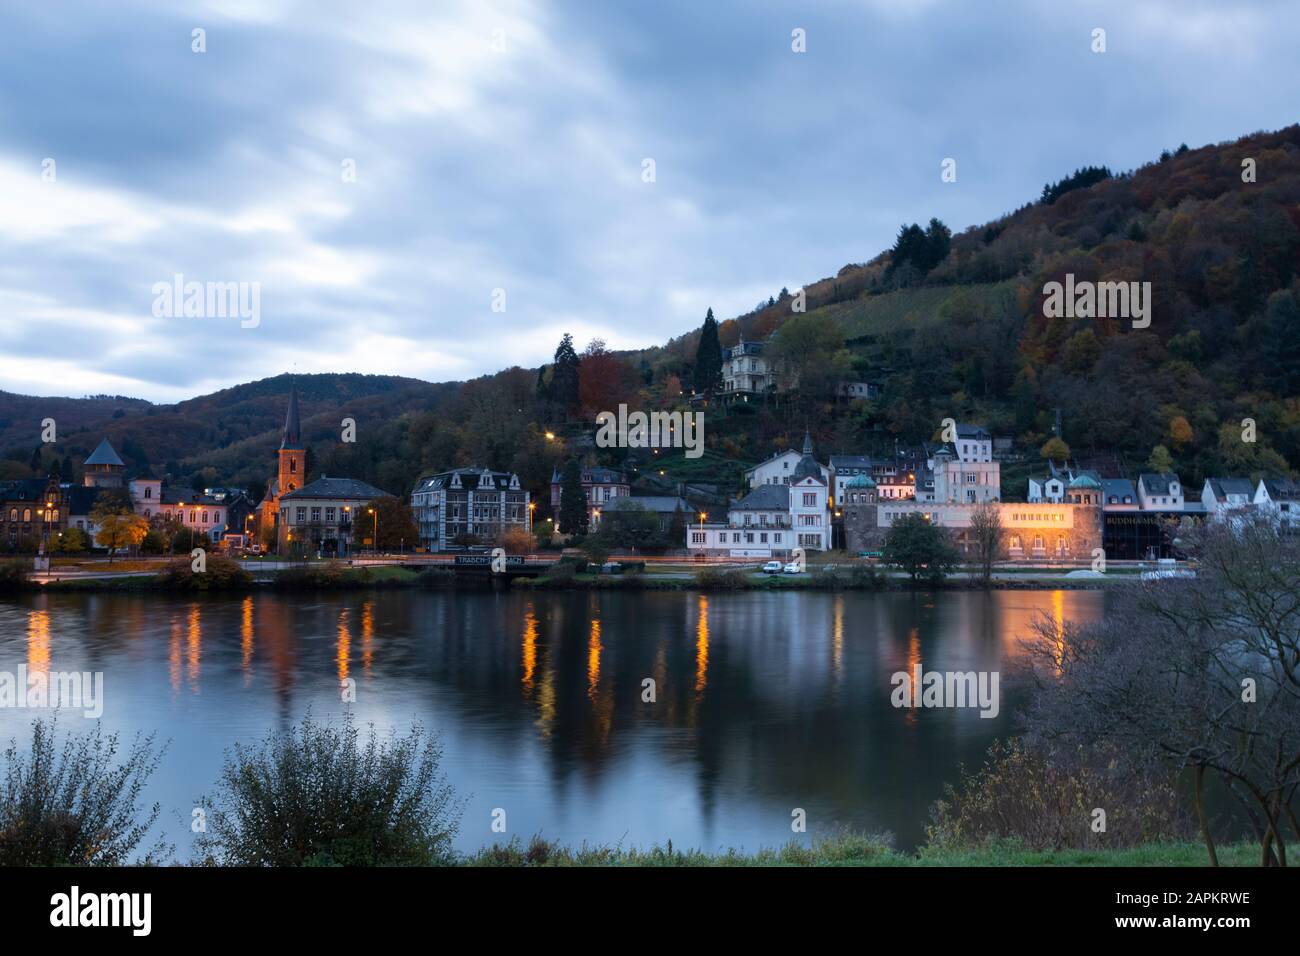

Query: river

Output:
[0, 588, 1105, 857]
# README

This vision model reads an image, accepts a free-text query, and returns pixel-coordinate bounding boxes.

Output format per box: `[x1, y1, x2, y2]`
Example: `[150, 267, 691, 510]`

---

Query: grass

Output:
[463, 833, 1255, 867]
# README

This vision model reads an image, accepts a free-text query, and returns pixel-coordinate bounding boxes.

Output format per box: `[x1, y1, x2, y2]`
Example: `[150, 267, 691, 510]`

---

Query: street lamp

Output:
[368, 507, 377, 558]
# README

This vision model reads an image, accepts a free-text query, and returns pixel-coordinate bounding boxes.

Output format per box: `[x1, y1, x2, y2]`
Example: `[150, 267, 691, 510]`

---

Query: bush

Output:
[270, 563, 370, 590]
[926, 737, 1193, 852]
[0, 719, 168, 866]
[542, 562, 578, 583]
[156, 554, 254, 590]
[694, 567, 750, 589]
[416, 567, 456, 589]
[0, 559, 31, 592]
[194, 714, 461, 866]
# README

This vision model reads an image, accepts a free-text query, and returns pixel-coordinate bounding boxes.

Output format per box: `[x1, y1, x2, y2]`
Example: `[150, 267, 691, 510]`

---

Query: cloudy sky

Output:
[0, 0, 1294, 402]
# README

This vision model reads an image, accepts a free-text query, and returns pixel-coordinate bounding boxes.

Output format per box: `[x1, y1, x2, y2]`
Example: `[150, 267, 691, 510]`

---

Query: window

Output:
[802, 493, 817, 507]
[774, 534, 782, 543]
[202, 511, 209, 523]
[144, 487, 152, 499]
[1009, 535, 1021, 550]
[326, 507, 336, 522]
[311, 507, 321, 522]
[691, 532, 705, 544]
[296, 507, 307, 522]
[22, 509, 31, 522]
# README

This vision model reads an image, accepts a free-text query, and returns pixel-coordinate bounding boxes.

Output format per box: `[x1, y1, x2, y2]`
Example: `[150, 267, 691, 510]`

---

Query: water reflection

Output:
[0, 588, 1105, 854]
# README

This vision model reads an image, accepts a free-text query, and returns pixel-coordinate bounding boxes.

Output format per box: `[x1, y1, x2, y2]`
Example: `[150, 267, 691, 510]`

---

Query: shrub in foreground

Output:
[0, 719, 168, 866]
[194, 714, 461, 866]
[926, 737, 1194, 853]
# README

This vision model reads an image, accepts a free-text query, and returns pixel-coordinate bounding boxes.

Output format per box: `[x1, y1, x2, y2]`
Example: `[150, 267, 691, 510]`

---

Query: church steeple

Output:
[276, 387, 306, 501]
[802, 429, 813, 457]
[281, 386, 303, 450]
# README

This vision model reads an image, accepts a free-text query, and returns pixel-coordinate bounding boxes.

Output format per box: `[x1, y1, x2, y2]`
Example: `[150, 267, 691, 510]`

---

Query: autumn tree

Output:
[765, 313, 851, 402]
[1039, 436, 1070, 462]
[362, 496, 418, 552]
[95, 513, 148, 563]
[1147, 444, 1174, 473]
[578, 339, 637, 416]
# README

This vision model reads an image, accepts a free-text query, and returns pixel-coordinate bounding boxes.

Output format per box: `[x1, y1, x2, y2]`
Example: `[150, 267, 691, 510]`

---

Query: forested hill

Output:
[655, 123, 1300, 486]
[3, 125, 1298, 503]
[0, 374, 460, 495]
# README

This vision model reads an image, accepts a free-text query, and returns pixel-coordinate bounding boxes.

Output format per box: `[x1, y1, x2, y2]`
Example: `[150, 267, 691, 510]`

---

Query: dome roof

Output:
[1068, 474, 1102, 489]
[846, 474, 876, 488]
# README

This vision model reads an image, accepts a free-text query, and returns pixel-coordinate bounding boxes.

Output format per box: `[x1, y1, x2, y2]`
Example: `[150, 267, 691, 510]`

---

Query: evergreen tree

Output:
[551, 333, 581, 419]
[924, 217, 951, 270]
[558, 458, 588, 536]
[693, 308, 723, 395]
[29, 446, 42, 475]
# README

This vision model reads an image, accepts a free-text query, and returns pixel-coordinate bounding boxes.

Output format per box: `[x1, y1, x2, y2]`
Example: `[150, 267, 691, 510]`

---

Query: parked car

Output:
[783, 562, 803, 574]
[762, 560, 783, 574]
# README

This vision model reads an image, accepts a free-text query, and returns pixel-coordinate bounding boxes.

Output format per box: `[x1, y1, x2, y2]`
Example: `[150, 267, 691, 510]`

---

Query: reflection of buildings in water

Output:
[169, 613, 181, 694]
[254, 597, 299, 710]
[587, 618, 602, 699]
[694, 595, 709, 696]
[361, 600, 375, 673]
[186, 604, 201, 691]
[241, 596, 254, 683]
[831, 594, 844, 691]
[337, 607, 351, 683]
[1050, 590, 1065, 677]
[904, 627, 920, 727]
[521, 603, 538, 693]
[27, 608, 50, 675]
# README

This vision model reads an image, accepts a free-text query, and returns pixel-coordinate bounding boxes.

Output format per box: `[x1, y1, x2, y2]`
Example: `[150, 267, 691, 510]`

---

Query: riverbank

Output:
[1, 562, 1140, 593]
[463, 835, 1246, 866]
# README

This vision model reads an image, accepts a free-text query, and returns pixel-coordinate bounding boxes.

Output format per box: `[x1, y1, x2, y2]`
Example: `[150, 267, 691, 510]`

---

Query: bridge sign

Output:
[453, 554, 525, 567]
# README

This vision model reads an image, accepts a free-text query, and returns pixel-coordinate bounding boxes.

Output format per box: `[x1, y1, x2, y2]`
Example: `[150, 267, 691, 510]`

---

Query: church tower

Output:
[277, 387, 306, 499]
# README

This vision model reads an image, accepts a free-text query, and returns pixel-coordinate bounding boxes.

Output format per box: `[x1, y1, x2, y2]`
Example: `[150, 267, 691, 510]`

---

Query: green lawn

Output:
[464, 834, 1252, 867]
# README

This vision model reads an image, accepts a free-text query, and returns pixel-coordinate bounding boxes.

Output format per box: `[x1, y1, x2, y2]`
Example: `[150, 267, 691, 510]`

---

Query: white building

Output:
[280, 476, 390, 555]
[1201, 477, 1255, 520]
[721, 336, 777, 399]
[746, 447, 829, 489]
[1254, 478, 1299, 531]
[1137, 473, 1184, 511]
